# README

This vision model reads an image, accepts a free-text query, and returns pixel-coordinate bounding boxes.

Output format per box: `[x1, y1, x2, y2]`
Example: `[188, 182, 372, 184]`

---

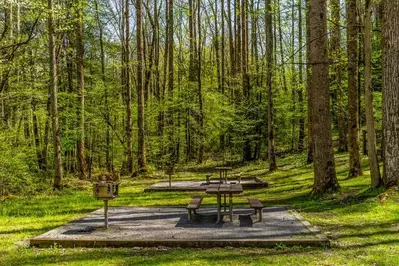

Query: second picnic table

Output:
[214, 166, 232, 183]
[206, 183, 243, 223]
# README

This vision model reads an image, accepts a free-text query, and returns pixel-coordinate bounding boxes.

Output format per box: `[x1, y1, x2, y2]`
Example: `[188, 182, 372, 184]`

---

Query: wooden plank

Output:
[215, 167, 232, 170]
[206, 186, 219, 194]
[248, 198, 264, 208]
[231, 184, 243, 193]
[187, 197, 202, 210]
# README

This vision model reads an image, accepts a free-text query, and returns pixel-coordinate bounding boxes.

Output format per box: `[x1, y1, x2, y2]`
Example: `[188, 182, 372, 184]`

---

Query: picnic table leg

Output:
[216, 193, 222, 224]
[188, 210, 192, 223]
[219, 170, 222, 183]
[104, 200, 109, 229]
[229, 193, 233, 222]
[224, 194, 226, 212]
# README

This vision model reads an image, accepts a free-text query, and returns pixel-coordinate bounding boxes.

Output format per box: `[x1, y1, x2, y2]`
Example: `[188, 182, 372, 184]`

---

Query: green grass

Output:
[1, 153, 399, 265]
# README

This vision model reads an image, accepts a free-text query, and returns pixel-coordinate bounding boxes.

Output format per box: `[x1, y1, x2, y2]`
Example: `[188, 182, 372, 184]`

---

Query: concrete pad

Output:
[145, 177, 268, 192]
[30, 207, 329, 248]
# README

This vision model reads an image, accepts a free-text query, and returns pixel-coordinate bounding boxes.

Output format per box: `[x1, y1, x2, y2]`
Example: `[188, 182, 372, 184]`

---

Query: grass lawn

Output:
[1, 153, 399, 265]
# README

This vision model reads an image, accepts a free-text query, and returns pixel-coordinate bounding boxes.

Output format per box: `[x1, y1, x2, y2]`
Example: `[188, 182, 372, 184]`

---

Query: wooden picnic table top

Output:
[205, 184, 243, 194]
[214, 167, 233, 170]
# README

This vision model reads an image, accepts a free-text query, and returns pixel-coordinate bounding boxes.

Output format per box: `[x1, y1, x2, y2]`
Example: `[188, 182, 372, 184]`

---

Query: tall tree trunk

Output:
[364, 0, 382, 188]
[297, 0, 305, 152]
[48, 0, 63, 190]
[136, 0, 147, 170]
[241, 0, 249, 98]
[306, 0, 313, 164]
[197, 0, 204, 163]
[227, 0, 235, 76]
[30, 51, 45, 171]
[382, 0, 399, 187]
[266, 0, 277, 171]
[330, 0, 347, 153]
[309, 0, 339, 194]
[235, 0, 241, 75]
[76, 0, 86, 179]
[124, 0, 133, 174]
[347, 0, 362, 177]
[94, 0, 111, 171]
[220, 0, 226, 151]
[166, 0, 176, 163]
[290, 0, 297, 152]
[213, 0, 221, 93]
[277, 1, 288, 92]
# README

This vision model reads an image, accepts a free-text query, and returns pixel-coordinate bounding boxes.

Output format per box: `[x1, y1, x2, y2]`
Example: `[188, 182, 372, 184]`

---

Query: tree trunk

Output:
[76, 0, 86, 179]
[290, 0, 297, 152]
[347, 0, 362, 178]
[235, 0, 241, 75]
[382, 0, 399, 187]
[241, 0, 249, 98]
[48, 0, 63, 190]
[94, 0, 111, 171]
[364, 0, 382, 188]
[227, 0, 235, 76]
[136, 0, 147, 170]
[277, 1, 288, 92]
[213, 1, 221, 93]
[309, 0, 339, 194]
[297, 0, 305, 152]
[266, 0, 277, 171]
[197, 0, 204, 163]
[306, 0, 313, 164]
[220, 0, 226, 151]
[124, 0, 133, 174]
[166, 0, 176, 163]
[330, 0, 347, 152]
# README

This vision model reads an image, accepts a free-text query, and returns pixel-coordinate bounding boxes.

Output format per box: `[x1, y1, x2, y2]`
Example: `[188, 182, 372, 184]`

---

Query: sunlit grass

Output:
[1, 152, 399, 265]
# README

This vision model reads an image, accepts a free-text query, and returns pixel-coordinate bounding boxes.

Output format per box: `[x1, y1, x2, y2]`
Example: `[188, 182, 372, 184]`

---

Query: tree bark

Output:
[166, 0, 176, 163]
[48, 0, 63, 190]
[136, 0, 147, 170]
[124, 0, 133, 174]
[241, 0, 249, 98]
[94, 0, 111, 171]
[382, 0, 399, 187]
[347, 0, 362, 177]
[306, 0, 313, 164]
[309, 0, 339, 194]
[197, 0, 204, 163]
[297, 0, 305, 152]
[277, 1, 288, 92]
[76, 0, 86, 179]
[227, 0, 235, 76]
[330, 0, 347, 153]
[290, 0, 297, 152]
[266, 0, 277, 171]
[364, 0, 382, 188]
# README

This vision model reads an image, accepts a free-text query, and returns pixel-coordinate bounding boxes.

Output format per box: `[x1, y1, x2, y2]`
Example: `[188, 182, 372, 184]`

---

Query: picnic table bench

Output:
[186, 196, 203, 223]
[248, 198, 264, 222]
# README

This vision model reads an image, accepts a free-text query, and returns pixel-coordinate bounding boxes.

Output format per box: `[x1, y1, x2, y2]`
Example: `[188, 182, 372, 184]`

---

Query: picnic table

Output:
[206, 183, 243, 223]
[214, 167, 232, 183]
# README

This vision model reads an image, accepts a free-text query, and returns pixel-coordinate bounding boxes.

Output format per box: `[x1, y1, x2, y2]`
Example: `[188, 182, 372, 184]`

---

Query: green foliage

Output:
[0, 133, 45, 196]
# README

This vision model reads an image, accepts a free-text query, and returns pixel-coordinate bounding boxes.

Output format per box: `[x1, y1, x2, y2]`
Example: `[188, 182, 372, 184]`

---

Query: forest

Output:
[1, 0, 398, 195]
[1, 0, 399, 265]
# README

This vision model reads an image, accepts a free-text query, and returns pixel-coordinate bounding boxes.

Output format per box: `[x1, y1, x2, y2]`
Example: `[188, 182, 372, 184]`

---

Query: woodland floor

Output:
[1, 153, 399, 265]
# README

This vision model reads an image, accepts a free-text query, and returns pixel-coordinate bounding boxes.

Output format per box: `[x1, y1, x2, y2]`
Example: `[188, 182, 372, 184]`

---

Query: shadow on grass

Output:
[0, 225, 60, 235]
[1, 246, 322, 266]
